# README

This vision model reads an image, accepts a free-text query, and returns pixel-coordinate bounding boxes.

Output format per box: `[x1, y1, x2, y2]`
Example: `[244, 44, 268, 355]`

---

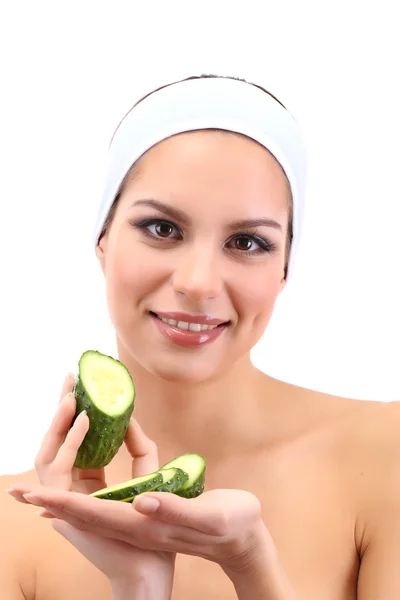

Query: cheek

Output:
[234, 270, 281, 328]
[105, 244, 162, 308]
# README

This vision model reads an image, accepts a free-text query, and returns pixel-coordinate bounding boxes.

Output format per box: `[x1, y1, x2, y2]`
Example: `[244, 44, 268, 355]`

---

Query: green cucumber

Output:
[152, 467, 189, 493]
[89, 467, 188, 502]
[160, 453, 206, 498]
[90, 470, 164, 502]
[88, 453, 206, 502]
[72, 350, 135, 469]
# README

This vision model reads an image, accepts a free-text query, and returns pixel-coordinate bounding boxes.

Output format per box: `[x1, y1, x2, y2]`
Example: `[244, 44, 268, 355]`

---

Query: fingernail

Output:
[37, 508, 47, 517]
[61, 392, 71, 405]
[22, 493, 39, 504]
[134, 495, 160, 513]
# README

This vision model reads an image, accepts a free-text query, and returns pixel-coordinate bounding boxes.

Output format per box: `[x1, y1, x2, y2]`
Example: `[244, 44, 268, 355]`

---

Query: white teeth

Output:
[158, 316, 220, 331]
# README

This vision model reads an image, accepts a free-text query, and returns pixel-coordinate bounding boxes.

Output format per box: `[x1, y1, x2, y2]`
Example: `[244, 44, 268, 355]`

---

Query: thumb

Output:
[125, 417, 159, 477]
[133, 492, 225, 536]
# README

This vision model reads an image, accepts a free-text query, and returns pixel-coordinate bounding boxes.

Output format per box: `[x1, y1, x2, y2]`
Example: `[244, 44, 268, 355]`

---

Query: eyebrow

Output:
[130, 199, 283, 231]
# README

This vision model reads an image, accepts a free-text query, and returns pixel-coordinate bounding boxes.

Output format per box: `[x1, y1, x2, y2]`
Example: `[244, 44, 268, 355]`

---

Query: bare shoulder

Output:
[291, 383, 400, 532]
[343, 398, 400, 507]
[0, 469, 42, 598]
[262, 373, 384, 443]
[330, 398, 400, 595]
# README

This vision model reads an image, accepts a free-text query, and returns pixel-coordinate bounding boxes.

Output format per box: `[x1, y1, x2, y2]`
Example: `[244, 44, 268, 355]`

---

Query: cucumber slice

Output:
[72, 350, 135, 469]
[88, 455, 206, 503]
[90, 470, 163, 502]
[152, 467, 189, 493]
[89, 467, 188, 502]
[160, 453, 206, 498]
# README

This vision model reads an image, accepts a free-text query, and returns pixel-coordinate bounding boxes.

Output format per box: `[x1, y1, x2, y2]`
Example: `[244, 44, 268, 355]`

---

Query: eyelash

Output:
[130, 215, 278, 257]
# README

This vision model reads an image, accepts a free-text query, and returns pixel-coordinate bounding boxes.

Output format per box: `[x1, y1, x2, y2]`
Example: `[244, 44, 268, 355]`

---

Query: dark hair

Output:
[99, 74, 293, 278]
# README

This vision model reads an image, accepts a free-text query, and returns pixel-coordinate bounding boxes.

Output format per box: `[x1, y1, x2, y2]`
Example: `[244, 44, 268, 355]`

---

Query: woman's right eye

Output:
[133, 218, 182, 240]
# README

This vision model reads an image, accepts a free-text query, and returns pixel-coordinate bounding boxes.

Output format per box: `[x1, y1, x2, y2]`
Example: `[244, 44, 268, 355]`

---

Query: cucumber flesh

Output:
[90, 470, 163, 502]
[160, 453, 206, 498]
[152, 467, 189, 493]
[73, 350, 135, 469]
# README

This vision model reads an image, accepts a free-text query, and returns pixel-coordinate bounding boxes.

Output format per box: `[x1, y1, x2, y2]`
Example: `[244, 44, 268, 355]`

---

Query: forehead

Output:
[122, 130, 290, 215]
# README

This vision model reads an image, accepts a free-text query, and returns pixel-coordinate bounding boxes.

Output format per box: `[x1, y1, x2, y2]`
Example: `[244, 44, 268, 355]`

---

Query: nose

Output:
[172, 243, 223, 302]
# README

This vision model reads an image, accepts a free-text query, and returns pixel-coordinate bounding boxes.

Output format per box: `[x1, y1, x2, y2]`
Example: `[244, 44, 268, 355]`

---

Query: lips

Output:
[149, 311, 230, 348]
[151, 311, 228, 326]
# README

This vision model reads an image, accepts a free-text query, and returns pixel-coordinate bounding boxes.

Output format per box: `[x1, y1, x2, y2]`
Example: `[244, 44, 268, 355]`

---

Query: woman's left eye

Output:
[133, 218, 182, 239]
[146, 221, 179, 238]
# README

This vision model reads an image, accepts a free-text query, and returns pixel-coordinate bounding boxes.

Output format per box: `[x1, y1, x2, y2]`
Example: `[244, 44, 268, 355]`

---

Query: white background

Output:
[0, 0, 399, 475]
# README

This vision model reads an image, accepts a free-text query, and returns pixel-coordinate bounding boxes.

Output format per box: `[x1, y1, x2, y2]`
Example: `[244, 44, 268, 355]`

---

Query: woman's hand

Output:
[8, 481, 272, 573]
[36, 417, 175, 597]
[6, 374, 176, 597]
[18, 373, 106, 495]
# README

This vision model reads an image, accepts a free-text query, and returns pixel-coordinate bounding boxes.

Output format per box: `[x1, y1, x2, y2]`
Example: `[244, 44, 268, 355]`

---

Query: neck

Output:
[111, 342, 278, 473]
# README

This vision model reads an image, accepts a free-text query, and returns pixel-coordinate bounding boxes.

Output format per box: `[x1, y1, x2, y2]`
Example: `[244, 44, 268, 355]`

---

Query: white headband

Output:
[94, 77, 307, 282]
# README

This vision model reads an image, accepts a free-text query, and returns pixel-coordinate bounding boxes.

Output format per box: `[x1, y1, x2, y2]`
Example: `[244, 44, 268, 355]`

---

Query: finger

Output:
[74, 466, 107, 487]
[51, 514, 203, 554]
[23, 490, 144, 542]
[133, 491, 228, 536]
[51, 516, 151, 549]
[30, 500, 88, 530]
[59, 373, 76, 404]
[54, 411, 89, 472]
[37, 508, 56, 518]
[5, 488, 33, 505]
[23, 486, 210, 550]
[22, 486, 134, 532]
[125, 418, 159, 477]
[7, 492, 55, 518]
[35, 392, 77, 467]
[21, 486, 173, 541]
[52, 519, 107, 547]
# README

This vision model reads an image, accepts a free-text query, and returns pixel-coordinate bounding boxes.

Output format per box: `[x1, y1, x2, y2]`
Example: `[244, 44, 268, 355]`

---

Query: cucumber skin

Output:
[154, 468, 189, 493]
[161, 453, 206, 498]
[72, 374, 134, 469]
[175, 479, 205, 499]
[93, 472, 164, 502]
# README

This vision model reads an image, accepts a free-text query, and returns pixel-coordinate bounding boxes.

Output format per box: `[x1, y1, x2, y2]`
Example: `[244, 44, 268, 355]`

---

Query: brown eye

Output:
[155, 222, 174, 237]
[234, 236, 253, 251]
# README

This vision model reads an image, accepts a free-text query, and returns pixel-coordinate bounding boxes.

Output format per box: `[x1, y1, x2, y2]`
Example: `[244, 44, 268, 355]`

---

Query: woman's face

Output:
[97, 130, 290, 383]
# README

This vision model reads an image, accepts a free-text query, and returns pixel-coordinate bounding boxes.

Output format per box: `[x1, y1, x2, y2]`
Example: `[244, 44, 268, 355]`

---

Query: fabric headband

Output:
[94, 76, 307, 282]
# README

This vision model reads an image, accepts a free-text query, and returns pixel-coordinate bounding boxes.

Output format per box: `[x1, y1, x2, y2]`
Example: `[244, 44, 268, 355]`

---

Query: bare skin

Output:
[2, 381, 399, 599]
[1, 131, 399, 598]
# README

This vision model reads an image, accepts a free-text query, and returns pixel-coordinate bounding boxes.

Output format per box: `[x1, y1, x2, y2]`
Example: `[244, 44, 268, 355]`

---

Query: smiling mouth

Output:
[149, 312, 230, 332]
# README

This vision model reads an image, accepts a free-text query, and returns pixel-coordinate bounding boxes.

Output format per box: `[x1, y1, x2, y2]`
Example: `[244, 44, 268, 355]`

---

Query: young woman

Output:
[2, 74, 400, 600]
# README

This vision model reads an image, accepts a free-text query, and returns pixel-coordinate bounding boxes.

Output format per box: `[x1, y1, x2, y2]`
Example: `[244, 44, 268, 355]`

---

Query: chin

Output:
[147, 361, 218, 385]
[136, 348, 228, 384]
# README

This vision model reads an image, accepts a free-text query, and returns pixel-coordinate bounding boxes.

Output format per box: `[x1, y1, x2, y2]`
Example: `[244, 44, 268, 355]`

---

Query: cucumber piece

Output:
[90, 470, 163, 502]
[72, 350, 135, 469]
[152, 467, 189, 493]
[160, 453, 206, 498]
[89, 467, 188, 502]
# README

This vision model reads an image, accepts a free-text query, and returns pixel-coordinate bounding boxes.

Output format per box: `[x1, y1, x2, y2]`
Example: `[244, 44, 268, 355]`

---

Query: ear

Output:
[278, 264, 288, 292]
[95, 235, 107, 275]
